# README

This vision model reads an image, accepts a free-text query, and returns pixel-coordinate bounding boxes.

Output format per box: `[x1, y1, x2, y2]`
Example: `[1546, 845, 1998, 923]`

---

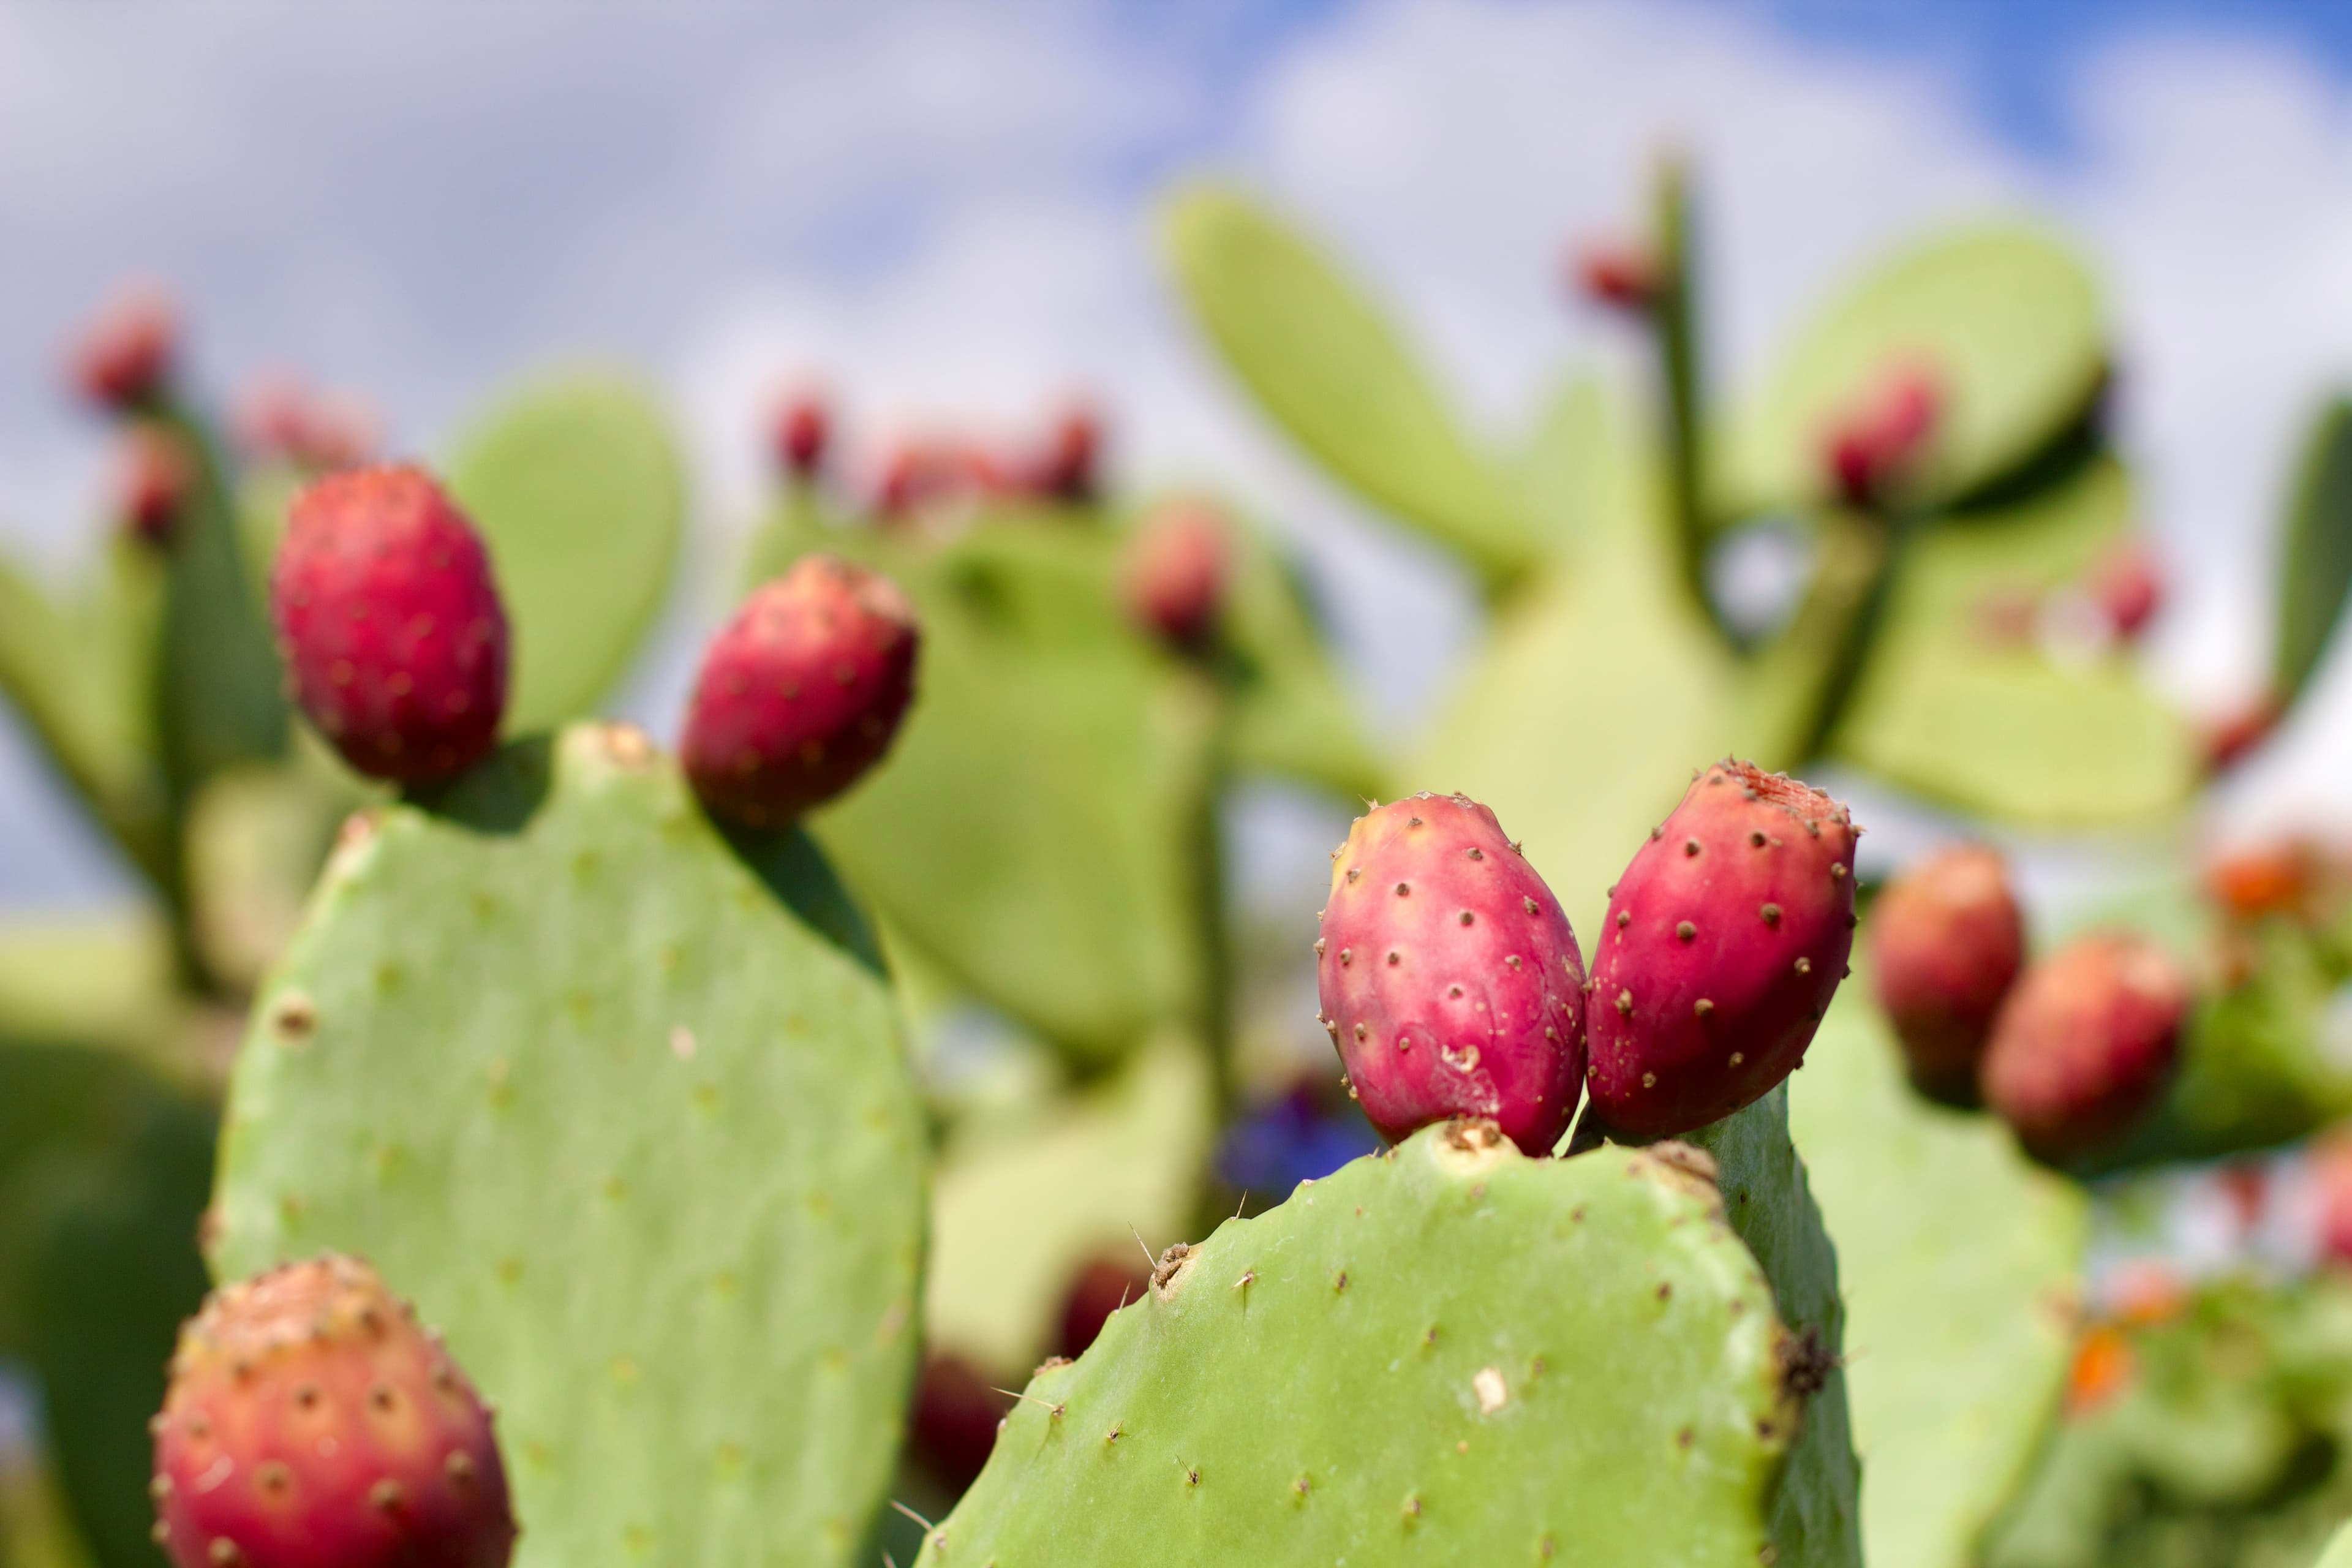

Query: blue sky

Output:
[9, 0, 2352, 907]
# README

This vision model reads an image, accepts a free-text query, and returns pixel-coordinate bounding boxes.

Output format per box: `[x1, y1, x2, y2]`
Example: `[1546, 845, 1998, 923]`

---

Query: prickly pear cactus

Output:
[1789, 982, 2090, 1568]
[2323, 1522, 2352, 1568]
[916, 1119, 1856, 1566]
[2276, 398, 2352, 712]
[208, 722, 926, 1566]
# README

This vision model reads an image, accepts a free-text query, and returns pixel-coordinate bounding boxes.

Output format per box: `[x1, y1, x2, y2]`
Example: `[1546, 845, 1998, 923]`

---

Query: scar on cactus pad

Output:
[271, 464, 511, 786]
[681, 554, 920, 827]
[1870, 843, 2026, 1105]
[1980, 930, 2191, 1162]
[1586, 761, 1858, 1140]
[152, 1254, 514, 1568]
[1316, 792, 1587, 1156]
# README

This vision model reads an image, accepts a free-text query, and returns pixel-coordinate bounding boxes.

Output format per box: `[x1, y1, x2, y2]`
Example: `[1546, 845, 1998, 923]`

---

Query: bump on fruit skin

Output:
[272, 466, 510, 786]
[1316, 792, 1587, 1156]
[1586, 760, 1858, 1139]
[1120, 499, 1231, 652]
[1980, 930, 2191, 1163]
[680, 554, 920, 826]
[1871, 843, 2026, 1105]
[151, 1254, 514, 1568]
[69, 281, 177, 411]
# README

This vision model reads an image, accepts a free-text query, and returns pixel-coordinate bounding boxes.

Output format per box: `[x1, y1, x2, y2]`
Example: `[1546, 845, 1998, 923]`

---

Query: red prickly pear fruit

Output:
[1316, 793, 1587, 1156]
[2089, 537, 2163, 639]
[1032, 404, 1101, 504]
[2310, 1134, 2352, 1268]
[1585, 760, 1858, 1139]
[2202, 693, 2282, 774]
[907, 1353, 1012, 1496]
[1055, 1253, 1151, 1360]
[680, 554, 919, 826]
[1569, 241, 1657, 312]
[236, 374, 379, 472]
[272, 466, 510, 786]
[69, 281, 177, 412]
[771, 390, 829, 480]
[1121, 499, 1231, 652]
[1822, 361, 1942, 508]
[1870, 844, 2026, 1104]
[114, 424, 192, 546]
[1980, 930, 2191, 1162]
[150, 1254, 515, 1568]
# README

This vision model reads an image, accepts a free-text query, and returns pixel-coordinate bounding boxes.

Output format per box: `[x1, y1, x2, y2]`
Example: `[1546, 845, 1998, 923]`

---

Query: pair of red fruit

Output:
[270, 464, 919, 826]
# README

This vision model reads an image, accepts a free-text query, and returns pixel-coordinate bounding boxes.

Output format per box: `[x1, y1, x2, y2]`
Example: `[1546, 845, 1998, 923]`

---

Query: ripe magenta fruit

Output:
[1981, 930, 2192, 1161]
[1585, 761, 1858, 1139]
[1823, 361, 1941, 508]
[69, 282, 177, 412]
[680, 554, 920, 826]
[2089, 537, 2163, 640]
[150, 1254, 514, 1568]
[113, 424, 190, 546]
[1031, 404, 1100, 503]
[1570, 241, 1658, 312]
[1121, 499, 1231, 652]
[772, 391, 829, 480]
[272, 466, 510, 786]
[1316, 793, 1587, 1156]
[1870, 843, 2026, 1103]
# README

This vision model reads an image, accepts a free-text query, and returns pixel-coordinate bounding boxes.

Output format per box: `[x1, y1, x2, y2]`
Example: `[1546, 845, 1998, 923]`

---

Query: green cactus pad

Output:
[917, 1120, 1845, 1567]
[1832, 458, 2196, 824]
[1686, 1087, 1861, 1567]
[2321, 1519, 2352, 1568]
[1722, 225, 2105, 514]
[1789, 984, 2089, 1568]
[1216, 513, 1386, 801]
[927, 1038, 1214, 1373]
[23, 1079, 214, 1568]
[149, 407, 288, 801]
[447, 377, 685, 734]
[208, 723, 926, 1566]
[2275, 397, 2352, 712]
[1162, 184, 1544, 587]
[750, 509, 1213, 1063]
[1421, 382, 1747, 937]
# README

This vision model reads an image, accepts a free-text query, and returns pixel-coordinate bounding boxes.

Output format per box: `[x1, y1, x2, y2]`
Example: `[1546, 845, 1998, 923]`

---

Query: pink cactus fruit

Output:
[1585, 760, 1859, 1139]
[1121, 498, 1231, 652]
[1870, 843, 2027, 1103]
[1314, 793, 1587, 1156]
[150, 1254, 515, 1568]
[2088, 536, 2163, 640]
[69, 281, 178, 412]
[1823, 360, 1942, 508]
[271, 465, 510, 786]
[680, 554, 920, 827]
[113, 423, 192, 546]
[1569, 241, 1658, 312]
[771, 389, 830, 481]
[1980, 930, 2192, 1161]
[1030, 402, 1101, 503]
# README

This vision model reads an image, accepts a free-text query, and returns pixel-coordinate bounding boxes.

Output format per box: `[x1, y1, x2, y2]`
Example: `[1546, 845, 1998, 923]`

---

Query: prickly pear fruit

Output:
[1823, 361, 1940, 508]
[1055, 1253, 1151, 1360]
[1585, 760, 1858, 1139]
[2089, 537, 2163, 639]
[1315, 792, 1586, 1156]
[1120, 499, 1230, 652]
[1570, 241, 1657, 312]
[1870, 843, 2026, 1103]
[151, 1254, 514, 1568]
[115, 423, 190, 545]
[69, 281, 176, 411]
[771, 390, 829, 480]
[908, 1354, 1013, 1497]
[1980, 930, 2190, 1161]
[680, 554, 920, 826]
[272, 466, 510, 786]
[1030, 403, 1099, 503]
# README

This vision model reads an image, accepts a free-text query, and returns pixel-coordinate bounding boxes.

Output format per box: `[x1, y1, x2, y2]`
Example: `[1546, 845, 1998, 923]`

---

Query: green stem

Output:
[1653, 157, 1716, 635]
[1787, 504, 1917, 767]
